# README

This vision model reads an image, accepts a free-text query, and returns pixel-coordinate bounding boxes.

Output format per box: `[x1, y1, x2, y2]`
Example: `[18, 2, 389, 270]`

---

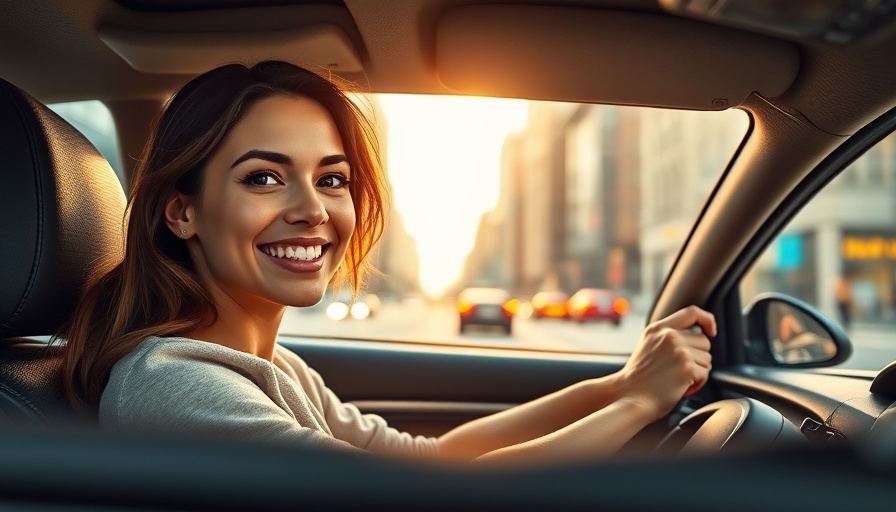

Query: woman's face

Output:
[183, 95, 355, 310]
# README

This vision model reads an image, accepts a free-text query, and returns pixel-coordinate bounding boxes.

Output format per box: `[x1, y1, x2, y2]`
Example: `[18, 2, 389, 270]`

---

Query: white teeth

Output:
[264, 244, 324, 260]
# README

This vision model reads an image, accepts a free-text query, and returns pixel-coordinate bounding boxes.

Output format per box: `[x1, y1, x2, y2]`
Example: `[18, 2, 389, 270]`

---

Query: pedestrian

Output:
[836, 274, 852, 331]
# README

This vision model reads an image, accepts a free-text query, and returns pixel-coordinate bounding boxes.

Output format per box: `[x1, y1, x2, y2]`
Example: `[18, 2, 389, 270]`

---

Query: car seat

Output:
[0, 77, 126, 425]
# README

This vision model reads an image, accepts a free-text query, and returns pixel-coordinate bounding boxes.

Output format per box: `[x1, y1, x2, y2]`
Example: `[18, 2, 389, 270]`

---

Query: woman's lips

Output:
[258, 243, 328, 273]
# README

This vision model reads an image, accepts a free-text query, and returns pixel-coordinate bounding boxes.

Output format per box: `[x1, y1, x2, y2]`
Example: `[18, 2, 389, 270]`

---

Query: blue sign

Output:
[777, 235, 803, 270]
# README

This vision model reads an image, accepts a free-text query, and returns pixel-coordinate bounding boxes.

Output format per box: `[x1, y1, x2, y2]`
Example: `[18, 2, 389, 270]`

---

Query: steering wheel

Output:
[654, 397, 804, 456]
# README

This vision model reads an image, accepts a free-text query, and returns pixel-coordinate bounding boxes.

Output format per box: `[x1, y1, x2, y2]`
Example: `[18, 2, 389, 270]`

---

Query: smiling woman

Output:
[57, 61, 389, 408]
[44, 59, 717, 465]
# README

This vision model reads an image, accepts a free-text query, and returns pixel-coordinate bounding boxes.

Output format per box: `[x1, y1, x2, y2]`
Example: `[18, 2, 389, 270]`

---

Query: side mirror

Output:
[743, 293, 852, 368]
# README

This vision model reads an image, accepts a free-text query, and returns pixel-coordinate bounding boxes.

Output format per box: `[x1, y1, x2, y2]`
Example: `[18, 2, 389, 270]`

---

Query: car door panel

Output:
[280, 338, 628, 436]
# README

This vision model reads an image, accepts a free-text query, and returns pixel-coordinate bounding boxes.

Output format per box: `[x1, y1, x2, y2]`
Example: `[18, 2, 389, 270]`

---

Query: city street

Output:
[280, 299, 643, 355]
[279, 299, 896, 371]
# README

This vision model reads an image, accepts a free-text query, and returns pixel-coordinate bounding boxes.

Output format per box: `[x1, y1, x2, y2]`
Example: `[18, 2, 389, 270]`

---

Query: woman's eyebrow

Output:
[230, 149, 291, 168]
[320, 154, 349, 167]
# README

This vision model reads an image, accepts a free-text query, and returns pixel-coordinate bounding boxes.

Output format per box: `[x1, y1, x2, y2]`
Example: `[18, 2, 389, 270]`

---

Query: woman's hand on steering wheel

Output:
[617, 306, 716, 421]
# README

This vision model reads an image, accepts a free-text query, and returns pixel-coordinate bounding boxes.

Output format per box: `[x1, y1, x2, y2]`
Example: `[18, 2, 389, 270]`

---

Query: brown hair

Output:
[56, 60, 388, 410]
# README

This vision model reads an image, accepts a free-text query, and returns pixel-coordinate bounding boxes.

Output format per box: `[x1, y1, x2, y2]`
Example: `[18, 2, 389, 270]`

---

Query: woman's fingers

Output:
[688, 346, 712, 369]
[654, 305, 717, 338]
[684, 365, 710, 396]
[681, 331, 711, 351]
[651, 307, 714, 370]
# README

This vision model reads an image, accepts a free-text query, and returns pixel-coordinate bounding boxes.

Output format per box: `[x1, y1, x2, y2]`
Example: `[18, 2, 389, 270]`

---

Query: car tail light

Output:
[503, 298, 521, 315]
[501, 302, 515, 317]
[612, 298, 629, 315]
[458, 301, 476, 316]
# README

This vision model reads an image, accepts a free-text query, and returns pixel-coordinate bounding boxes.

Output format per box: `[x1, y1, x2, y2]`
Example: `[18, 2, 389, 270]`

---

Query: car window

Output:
[740, 131, 896, 371]
[279, 95, 749, 355]
[48, 101, 124, 186]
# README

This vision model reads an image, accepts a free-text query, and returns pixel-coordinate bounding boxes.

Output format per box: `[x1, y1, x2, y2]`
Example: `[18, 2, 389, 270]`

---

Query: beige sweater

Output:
[99, 336, 439, 457]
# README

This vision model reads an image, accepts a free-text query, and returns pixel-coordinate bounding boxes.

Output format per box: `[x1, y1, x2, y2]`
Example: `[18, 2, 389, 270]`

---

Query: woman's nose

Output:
[283, 182, 328, 226]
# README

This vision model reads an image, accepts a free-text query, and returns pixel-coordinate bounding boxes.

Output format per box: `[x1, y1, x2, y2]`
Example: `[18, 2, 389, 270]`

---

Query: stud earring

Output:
[180, 229, 188, 235]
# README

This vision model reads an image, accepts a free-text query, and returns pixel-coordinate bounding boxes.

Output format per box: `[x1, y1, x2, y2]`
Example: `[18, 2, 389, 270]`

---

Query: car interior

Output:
[3, 0, 896, 509]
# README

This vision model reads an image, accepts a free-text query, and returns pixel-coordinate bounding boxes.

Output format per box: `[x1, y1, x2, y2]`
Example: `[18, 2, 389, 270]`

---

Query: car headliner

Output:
[3, 0, 895, 323]
[5, 0, 893, 126]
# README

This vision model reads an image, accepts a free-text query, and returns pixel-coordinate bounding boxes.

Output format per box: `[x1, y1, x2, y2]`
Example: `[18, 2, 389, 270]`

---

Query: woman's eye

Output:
[241, 171, 283, 187]
[318, 173, 350, 189]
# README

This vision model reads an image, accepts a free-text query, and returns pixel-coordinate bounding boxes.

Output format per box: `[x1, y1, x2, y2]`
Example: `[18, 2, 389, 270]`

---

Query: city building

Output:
[742, 134, 896, 324]
[562, 104, 641, 297]
[363, 95, 423, 298]
[639, 108, 746, 301]
[463, 102, 644, 300]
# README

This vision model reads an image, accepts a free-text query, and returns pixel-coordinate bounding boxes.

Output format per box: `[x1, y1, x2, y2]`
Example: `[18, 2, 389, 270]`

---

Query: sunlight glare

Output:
[377, 94, 528, 297]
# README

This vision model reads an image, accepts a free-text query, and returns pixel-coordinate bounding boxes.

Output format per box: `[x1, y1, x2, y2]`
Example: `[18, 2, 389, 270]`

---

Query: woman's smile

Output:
[258, 238, 331, 273]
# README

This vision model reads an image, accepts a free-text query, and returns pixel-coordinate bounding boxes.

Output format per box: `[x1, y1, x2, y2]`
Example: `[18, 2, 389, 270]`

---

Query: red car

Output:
[567, 288, 628, 326]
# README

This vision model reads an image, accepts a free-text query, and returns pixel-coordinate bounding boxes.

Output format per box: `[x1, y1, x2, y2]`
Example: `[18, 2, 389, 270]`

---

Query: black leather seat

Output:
[0, 77, 126, 425]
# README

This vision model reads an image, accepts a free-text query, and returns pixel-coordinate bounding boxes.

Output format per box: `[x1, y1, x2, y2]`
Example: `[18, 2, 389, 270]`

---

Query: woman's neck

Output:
[183, 295, 286, 361]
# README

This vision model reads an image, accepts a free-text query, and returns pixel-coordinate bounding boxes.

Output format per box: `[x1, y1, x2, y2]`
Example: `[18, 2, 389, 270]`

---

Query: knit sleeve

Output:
[275, 346, 440, 458]
[99, 338, 358, 452]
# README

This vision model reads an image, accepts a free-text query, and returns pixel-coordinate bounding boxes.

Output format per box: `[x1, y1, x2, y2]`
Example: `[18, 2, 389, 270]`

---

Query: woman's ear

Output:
[164, 193, 196, 239]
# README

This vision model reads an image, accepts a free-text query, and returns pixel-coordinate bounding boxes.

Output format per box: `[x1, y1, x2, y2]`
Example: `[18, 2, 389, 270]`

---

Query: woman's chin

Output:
[283, 290, 326, 308]
[286, 294, 326, 308]
[269, 282, 331, 308]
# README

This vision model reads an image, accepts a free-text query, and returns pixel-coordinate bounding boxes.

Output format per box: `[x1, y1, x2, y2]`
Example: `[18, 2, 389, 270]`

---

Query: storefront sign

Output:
[842, 236, 896, 260]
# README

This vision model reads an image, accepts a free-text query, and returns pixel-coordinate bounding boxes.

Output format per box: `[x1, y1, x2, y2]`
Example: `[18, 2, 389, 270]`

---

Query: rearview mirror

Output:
[743, 293, 852, 368]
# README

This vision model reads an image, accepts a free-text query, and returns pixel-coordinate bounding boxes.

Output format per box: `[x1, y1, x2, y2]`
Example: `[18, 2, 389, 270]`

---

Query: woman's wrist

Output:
[586, 371, 626, 410]
[615, 395, 662, 423]
[610, 370, 664, 420]
[585, 371, 663, 421]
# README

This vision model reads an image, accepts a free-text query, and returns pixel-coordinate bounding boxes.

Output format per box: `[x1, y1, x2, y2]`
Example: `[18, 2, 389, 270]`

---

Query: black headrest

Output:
[0, 79, 126, 338]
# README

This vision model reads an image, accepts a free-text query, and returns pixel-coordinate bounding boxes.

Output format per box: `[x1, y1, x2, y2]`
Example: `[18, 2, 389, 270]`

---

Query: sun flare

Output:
[376, 94, 529, 297]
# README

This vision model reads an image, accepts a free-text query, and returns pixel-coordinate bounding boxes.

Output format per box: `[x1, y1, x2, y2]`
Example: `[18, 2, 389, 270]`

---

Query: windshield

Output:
[276, 94, 749, 354]
[47, 97, 747, 354]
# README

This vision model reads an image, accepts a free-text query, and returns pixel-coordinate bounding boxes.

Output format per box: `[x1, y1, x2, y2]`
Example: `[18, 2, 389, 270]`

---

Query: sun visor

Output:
[435, 5, 800, 110]
[100, 23, 362, 75]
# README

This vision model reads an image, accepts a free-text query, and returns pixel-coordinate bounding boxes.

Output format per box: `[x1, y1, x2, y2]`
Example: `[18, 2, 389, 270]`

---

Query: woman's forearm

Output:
[472, 397, 657, 464]
[437, 372, 628, 460]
